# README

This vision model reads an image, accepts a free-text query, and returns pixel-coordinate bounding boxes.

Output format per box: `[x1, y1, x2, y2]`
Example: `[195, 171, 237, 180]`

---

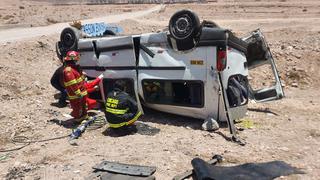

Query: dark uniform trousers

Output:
[50, 65, 67, 103]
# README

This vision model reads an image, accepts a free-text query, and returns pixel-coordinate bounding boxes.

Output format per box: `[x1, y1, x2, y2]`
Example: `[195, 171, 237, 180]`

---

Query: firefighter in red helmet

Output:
[63, 50, 103, 123]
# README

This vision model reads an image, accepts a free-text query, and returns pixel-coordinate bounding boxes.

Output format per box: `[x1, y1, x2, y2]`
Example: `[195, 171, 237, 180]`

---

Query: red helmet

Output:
[64, 51, 80, 61]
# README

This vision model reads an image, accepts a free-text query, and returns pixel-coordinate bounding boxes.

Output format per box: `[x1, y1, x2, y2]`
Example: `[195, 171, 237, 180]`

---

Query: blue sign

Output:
[81, 22, 123, 37]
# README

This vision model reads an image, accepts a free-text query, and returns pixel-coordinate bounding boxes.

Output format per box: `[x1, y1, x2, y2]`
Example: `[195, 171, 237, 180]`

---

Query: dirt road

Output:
[0, 4, 162, 43]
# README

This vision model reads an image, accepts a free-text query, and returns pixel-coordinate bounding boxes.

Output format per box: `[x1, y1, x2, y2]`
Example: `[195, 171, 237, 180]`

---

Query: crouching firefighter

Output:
[63, 51, 103, 123]
[105, 80, 142, 129]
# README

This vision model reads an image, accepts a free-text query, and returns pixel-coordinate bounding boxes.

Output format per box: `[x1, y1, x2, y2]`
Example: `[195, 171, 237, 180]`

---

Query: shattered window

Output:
[102, 78, 136, 99]
[142, 80, 204, 108]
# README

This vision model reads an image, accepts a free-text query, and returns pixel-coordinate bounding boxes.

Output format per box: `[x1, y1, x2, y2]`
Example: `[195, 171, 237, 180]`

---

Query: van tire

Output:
[60, 27, 80, 51]
[169, 9, 200, 41]
[55, 41, 63, 61]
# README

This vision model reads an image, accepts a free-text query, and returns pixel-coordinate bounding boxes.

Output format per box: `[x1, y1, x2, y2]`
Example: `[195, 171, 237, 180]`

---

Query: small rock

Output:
[278, 147, 289, 152]
[287, 46, 293, 51]
[291, 82, 298, 87]
[73, 170, 80, 174]
[63, 165, 71, 171]
[202, 118, 219, 131]
[294, 54, 301, 59]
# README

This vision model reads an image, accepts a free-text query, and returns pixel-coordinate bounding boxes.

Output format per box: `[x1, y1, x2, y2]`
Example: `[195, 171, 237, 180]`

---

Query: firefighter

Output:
[105, 80, 142, 129]
[50, 65, 67, 107]
[63, 50, 103, 123]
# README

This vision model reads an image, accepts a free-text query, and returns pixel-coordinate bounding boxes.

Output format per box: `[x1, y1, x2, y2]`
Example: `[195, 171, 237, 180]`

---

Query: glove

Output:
[98, 74, 104, 80]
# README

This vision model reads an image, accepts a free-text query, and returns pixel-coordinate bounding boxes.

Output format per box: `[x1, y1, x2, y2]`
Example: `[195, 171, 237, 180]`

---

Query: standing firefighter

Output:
[63, 51, 103, 122]
[105, 80, 141, 128]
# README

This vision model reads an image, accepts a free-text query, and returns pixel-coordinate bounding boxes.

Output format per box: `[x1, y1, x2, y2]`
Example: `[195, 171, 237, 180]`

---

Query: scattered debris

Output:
[88, 161, 156, 180]
[237, 119, 255, 129]
[5, 163, 39, 180]
[93, 161, 156, 176]
[247, 108, 279, 116]
[191, 158, 304, 180]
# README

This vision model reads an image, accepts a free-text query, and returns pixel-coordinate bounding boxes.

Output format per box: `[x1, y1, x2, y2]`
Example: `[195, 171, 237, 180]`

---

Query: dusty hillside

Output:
[0, 0, 320, 180]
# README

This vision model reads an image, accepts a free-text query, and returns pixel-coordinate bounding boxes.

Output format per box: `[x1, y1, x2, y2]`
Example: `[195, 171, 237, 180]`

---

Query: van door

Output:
[137, 33, 208, 119]
[219, 46, 249, 122]
[79, 36, 143, 113]
[243, 29, 284, 102]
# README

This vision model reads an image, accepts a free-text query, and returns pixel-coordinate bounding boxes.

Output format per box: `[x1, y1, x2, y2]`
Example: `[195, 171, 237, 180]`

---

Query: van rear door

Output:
[243, 29, 284, 102]
[79, 36, 144, 113]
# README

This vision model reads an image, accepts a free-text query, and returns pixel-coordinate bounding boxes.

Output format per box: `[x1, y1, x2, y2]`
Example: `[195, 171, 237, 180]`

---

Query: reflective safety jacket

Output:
[105, 89, 141, 128]
[63, 65, 87, 100]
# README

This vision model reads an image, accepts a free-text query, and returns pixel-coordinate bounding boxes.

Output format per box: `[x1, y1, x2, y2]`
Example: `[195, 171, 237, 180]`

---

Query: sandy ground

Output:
[0, 0, 320, 179]
[0, 5, 163, 43]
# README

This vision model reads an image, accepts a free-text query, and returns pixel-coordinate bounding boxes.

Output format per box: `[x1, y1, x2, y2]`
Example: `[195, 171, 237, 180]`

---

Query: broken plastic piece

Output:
[93, 161, 156, 177]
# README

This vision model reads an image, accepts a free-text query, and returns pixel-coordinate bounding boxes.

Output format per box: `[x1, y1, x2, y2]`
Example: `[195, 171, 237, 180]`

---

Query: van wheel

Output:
[60, 27, 80, 51]
[169, 9, 200, 41]
[55, 41, 63, 61]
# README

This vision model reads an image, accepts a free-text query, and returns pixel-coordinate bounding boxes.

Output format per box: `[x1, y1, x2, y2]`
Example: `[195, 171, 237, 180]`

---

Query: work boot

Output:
[58, 91, 68, 107]
[202, 117, 219, 131]
[57, 99, 67, 108]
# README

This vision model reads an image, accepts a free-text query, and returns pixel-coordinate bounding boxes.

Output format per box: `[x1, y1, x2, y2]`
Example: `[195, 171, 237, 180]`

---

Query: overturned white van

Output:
[56, 10, 284, 142]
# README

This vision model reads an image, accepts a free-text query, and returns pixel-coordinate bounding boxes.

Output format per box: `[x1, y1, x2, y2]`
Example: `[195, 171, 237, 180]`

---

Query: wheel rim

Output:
[172, 14, 193, 39]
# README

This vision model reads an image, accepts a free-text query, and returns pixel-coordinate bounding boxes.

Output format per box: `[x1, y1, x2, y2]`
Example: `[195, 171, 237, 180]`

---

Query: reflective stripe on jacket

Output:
[108, 111, 141, 128]
[63, 66, 87, 100]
